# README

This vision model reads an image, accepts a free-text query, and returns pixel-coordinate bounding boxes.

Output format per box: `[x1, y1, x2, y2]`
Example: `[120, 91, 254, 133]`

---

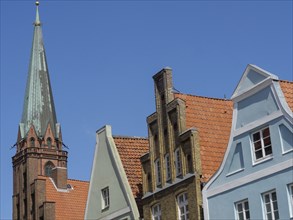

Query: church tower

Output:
[12, 2, 68, 219]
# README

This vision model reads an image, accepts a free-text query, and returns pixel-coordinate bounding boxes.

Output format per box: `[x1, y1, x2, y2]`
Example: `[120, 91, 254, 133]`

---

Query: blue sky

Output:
[1, 0, 292, 218]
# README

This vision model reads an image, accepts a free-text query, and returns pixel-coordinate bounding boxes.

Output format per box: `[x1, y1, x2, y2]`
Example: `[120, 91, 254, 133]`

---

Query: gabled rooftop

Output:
[113, 136, 149, 199]
[174, 93, 233, 182]
[39, 176, 89, 220]
[279, 80, 293, 111]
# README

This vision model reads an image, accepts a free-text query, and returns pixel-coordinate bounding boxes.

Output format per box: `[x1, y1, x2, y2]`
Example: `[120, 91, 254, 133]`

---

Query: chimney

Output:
[51, 167, 67, 189]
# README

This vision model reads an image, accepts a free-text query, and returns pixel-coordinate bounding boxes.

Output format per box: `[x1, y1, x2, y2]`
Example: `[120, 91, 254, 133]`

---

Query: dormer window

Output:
[252, 127, 272, 162]
[47, 137, 52, 148]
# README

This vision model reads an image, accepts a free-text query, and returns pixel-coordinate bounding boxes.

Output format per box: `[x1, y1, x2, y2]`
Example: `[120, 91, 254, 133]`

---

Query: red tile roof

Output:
[113, 136, 149, 199]
[279, 80, 293, 111]
[174, 93, 233, 182]
[39, 176, 89, 220]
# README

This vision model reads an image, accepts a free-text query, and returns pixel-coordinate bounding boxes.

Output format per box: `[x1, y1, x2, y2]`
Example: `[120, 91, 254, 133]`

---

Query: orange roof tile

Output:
[174, 93, 233, 182]
[113, 136, 149, 199]
[279, 80, 293, 111]
[41, 176, 89, 220]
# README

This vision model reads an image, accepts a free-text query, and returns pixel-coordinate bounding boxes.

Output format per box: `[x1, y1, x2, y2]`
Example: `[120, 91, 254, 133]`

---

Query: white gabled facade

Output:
[203, 64, 293, 220]
[84, 125, 140, 220]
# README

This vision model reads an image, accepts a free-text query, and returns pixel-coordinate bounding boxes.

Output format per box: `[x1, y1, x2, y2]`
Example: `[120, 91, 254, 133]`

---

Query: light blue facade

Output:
[203, 65, 293, 220]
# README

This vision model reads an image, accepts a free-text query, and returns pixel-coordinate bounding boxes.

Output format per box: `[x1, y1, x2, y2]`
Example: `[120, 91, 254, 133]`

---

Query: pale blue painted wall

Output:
[208, 168, 293, 220]
[211, 117, 293, 186]
[205, 74, 293, 219]
[237, 69, 266, 94]
[236, 86, 279, 128]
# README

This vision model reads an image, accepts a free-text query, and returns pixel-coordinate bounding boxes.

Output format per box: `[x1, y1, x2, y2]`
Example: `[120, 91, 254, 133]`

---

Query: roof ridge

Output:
[67, 178, 89, 183]
[113, 135, 148, 140]
[278, 79, 293, 84]
[174, 92, 232, 101]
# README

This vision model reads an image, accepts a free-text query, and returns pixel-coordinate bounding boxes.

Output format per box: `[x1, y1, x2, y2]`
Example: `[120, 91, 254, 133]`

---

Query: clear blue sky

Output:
[1, 0, 292, 219]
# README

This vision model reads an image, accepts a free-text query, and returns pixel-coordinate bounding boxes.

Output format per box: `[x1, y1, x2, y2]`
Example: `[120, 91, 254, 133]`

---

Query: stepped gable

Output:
[113, 136, 149, 198]
[175, 93, 233, 182]
[39, 176, 89, 220]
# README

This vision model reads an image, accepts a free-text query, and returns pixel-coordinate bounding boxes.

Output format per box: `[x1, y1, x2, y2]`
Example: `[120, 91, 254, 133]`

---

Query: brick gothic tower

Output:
[12, 2, 68, 219]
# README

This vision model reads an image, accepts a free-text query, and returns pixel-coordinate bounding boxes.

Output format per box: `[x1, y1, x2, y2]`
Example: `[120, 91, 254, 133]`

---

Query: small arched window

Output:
[47, 137, 52, 148]
[30, 137, 35, 147]
[44, 161, 54, 177]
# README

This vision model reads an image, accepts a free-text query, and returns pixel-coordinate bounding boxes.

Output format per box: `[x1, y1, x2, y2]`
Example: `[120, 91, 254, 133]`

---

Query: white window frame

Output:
[152, 203, 161, 220]
[155, 159, 161, 186]
[262, 190, 279, 220]
[165, 153, 171, 181]
[251, 127, 273, 163]
[235, 199, 250, 220]
[175, 148, 182, 176]
[288, 183, 293, 217]
[101, 187, 110, 210]
[177, 192, 189, 220]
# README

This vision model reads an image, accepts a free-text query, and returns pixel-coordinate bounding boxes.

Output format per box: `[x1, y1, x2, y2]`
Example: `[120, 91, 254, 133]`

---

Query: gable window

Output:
[235, 200, 250, 220]
[175, 148, 182, 176]
[252, 127, 272, 161]
[44, 161, 54, 177]
[262, 190, 279, 220]
[155, 159, 161, 186]
[152, 203, 161, 220]
[165, 154, 171, 181]
[288, 183, 293, 217]
[177, 192, 189, 220]
[101, 187, 110, 210]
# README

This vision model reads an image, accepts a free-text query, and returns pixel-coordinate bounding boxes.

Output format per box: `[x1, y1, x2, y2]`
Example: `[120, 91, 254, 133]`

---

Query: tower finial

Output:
[35, 1, 41, 26]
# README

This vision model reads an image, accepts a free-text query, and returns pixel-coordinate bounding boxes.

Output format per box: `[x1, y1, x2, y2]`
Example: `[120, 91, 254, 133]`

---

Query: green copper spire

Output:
[20, 1, 58, 139]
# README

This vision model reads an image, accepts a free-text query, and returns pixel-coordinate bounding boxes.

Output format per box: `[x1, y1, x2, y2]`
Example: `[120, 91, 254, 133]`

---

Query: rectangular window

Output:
[152, 204, 161, 220]
[252, 127, 272, 161]
[177, 192, 189, 220]
[175, 148, 182, 176]
[262, 190, 279, 220]
[235, 200, 250, 220]
[101, 187, 110, 210]
[155, 159, 161, 186]
[288, 183, 293, 217]
[165, 154, 171, 181]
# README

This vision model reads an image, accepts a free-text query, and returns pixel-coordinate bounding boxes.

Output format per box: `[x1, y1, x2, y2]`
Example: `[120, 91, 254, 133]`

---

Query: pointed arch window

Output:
[47, 137, 52, 148]
[30, 137, 35, 147]
[44, 161, 54, 177]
